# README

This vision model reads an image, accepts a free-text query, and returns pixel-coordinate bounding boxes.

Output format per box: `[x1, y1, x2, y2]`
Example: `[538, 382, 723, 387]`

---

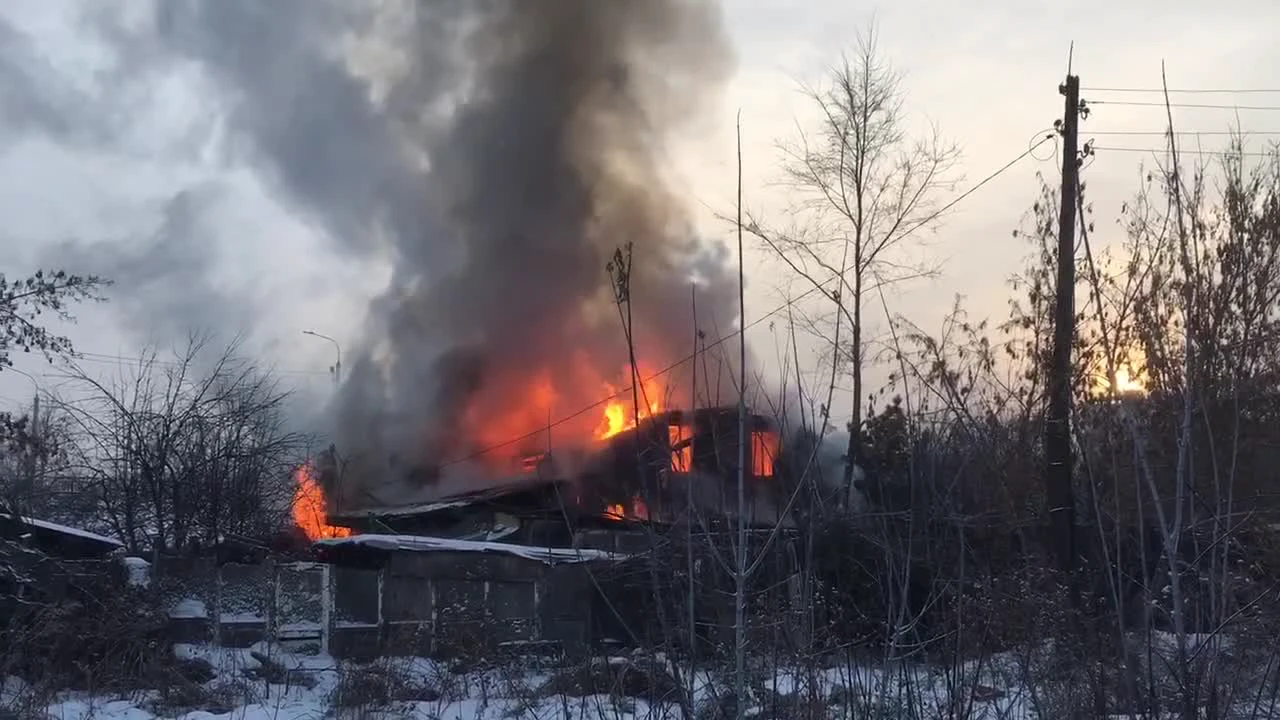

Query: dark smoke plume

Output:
[158, 0, 745, 509]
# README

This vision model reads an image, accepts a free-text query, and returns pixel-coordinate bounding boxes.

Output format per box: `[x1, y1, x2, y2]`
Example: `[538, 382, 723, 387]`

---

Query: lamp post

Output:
[8, 367, 41, 434]
[301, 330, 342, 386]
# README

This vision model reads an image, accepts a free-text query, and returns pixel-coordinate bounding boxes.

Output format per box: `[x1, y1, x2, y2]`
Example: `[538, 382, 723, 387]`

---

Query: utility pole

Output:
[1046, 73, 1081, 577]
[733, 109, 748, 720]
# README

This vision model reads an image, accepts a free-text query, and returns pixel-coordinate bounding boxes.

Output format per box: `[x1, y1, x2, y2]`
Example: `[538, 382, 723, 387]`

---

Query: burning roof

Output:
[320, 407, 787, 530]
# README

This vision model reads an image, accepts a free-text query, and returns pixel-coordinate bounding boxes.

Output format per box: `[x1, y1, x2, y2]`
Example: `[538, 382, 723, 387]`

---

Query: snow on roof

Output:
[314, 534, 628, 565]
[121, 556, 151, 588]
[0, 513, 122, 548]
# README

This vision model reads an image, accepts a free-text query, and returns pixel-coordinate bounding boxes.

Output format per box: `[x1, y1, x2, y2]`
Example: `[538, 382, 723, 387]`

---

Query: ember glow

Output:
[292, 464, 351, 541]
[603, 495, 650, 522]
[751, 430, 780, 478]
[669, 422, 692, 472]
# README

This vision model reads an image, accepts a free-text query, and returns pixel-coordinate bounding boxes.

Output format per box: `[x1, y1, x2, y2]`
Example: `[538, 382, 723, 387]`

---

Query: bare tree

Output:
[56, 334, 306, 553]
[0, 396, 93, 524]
[0, 269, 107, 512]
[740, 25, 960, 505]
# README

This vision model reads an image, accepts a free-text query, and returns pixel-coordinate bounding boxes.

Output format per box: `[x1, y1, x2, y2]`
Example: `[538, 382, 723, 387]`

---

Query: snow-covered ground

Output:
[3, 642, 1020, 720]
[5, 637, 1273, 719]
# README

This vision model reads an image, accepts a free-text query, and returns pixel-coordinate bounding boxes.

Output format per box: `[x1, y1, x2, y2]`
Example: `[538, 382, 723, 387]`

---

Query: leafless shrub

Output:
[55, 333, 308, 554]
[539, 655, 682, 702]
[0, 542, 171, 697]
[329, 658, 442, 709]
[151, 673, 263, 717]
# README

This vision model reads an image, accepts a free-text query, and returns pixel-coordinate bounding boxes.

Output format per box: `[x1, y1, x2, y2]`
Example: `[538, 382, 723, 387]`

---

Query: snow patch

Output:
[315, 534, 629, 564]
[169, 598, 208, 619]
[121, 556, 151, 588]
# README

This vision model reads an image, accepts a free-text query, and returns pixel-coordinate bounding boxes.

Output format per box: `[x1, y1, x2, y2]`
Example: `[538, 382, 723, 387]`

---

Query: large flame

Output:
[444, 356, 678, 474]
[292, 463, 351, 541]
[594, 368, 665, 441]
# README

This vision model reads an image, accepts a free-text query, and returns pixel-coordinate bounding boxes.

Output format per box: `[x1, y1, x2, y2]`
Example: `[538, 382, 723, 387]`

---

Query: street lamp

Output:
[7, 367, 40, 394]
[302, 330, 342, 386]
[7, 367, 41, 428]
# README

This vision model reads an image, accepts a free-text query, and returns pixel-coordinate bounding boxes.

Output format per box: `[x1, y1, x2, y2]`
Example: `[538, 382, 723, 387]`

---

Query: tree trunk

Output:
[841, 290, 864, 509]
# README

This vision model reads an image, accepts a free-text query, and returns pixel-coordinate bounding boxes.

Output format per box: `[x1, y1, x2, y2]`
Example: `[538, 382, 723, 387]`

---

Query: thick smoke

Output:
[156, 0, 744, 508]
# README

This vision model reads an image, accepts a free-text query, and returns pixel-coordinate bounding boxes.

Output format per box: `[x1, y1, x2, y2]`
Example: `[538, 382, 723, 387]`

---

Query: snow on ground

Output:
[13, 640, 1263, 719]
[168, 598, 208, 619]
[19, 643, 1018, 720]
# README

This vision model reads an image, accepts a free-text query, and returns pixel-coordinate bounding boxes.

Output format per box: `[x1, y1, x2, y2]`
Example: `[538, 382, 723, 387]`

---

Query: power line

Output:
[434, 134, 1058, 469]
[1086, 130, 1280, 136]
[1092, 145, 1278, 158]
[1083, 87, 1280, 95]
[1088, 99, 1280, 112]
[68, 350, 331, 376]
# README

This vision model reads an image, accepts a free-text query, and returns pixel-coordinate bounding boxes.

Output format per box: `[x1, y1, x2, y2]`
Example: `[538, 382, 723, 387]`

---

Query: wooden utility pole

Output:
[732, 109, 748, 720]
[1046, 74, 1081, 576]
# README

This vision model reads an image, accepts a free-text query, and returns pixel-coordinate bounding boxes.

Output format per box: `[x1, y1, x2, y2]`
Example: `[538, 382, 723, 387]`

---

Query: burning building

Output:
[303, 406, 797, 660]
[261, 0, 803, 659]
[322, 405, 787, 539]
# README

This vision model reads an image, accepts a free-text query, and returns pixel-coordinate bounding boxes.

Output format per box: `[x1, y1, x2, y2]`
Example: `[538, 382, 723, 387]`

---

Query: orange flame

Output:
[449, 356, 682, 470]
[292, 463, 351, 541]
[594, 368, 664, 441]
[602, 495, 650, 522]
[751, 430, 780, 478]
[669, 423, 692, 472]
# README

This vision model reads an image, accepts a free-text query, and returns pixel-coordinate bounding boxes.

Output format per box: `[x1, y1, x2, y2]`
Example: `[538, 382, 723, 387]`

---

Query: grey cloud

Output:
[0, 18, 89, 144]
[47, 183, 256, 351]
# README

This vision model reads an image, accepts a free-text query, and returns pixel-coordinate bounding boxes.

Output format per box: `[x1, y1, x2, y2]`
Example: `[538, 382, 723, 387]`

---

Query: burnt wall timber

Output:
[328, 550, 600, 661]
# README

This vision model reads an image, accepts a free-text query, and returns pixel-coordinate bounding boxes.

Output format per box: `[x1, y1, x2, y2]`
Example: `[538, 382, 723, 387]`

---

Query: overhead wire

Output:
[432, 133, 1059, 469]
[1090, 145, 1278, 158]
[1082, 87, 1280, 95]
[1085, 130, 1280, 136]
[59, 349, 332, 377]
[1087, 99, 1280, 112]
[1081, 89, 1280, 160]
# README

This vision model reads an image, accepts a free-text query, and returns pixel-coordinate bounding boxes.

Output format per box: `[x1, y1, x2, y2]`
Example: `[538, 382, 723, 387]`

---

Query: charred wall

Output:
[327, 550, 600, 661]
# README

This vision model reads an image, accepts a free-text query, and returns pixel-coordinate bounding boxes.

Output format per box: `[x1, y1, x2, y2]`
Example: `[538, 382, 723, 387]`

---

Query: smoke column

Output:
[158, 0, 744, 508]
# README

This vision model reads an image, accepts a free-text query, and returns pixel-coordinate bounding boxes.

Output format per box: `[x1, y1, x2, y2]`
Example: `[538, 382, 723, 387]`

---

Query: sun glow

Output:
[1113, 366, 1147, 395]
[1090, 354, 1150, 399]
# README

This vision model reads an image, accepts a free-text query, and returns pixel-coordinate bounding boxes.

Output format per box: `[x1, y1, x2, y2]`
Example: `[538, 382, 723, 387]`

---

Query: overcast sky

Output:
[2, 0, 1277, 423]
